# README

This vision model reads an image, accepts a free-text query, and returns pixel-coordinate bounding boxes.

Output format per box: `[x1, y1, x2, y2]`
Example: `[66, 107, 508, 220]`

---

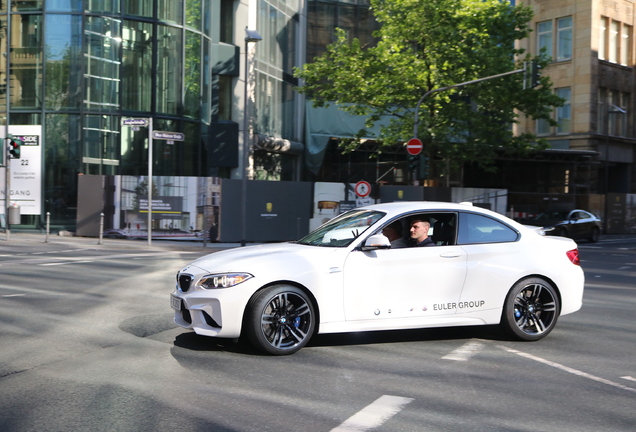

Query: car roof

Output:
[358, 201, 530, 233]
[360, 201, 484, 214]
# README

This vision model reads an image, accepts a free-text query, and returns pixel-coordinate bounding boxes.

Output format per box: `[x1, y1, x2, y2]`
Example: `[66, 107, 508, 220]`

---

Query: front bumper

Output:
[171, 283, 253, 339]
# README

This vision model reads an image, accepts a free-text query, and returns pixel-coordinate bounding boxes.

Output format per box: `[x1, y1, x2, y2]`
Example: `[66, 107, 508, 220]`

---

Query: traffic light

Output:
[8, 137, 22, 159]
[408, 154, 429, 180]
[530, 59, 541, 88]
[524, 59, 541, 89]
[408, 155, 418, 171]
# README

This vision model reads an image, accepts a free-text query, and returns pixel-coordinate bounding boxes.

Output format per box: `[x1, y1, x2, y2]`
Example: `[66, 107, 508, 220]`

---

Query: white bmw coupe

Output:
[171, 202, 584, 355]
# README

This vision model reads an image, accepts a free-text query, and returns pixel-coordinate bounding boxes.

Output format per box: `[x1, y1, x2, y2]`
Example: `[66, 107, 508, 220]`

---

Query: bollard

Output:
[8, 203, 20, 225]
[45, 212, 50, 243]
[98, 213, 104, 245]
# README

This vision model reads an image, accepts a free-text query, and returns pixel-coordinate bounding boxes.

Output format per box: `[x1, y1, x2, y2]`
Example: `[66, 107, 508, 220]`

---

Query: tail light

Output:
[566, 249, 580, 265]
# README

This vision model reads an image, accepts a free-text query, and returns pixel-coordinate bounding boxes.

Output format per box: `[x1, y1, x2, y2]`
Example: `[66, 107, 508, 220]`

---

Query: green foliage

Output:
[295, 0, 563, 173]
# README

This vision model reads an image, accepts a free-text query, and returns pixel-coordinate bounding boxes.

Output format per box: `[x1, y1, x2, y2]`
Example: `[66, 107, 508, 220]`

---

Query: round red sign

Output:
[354, 181, 371, 198]
[406, 138, 423, 156]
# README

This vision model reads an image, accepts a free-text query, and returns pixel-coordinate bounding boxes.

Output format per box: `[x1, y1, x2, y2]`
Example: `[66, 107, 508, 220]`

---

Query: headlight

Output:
[199, 273, 253, 289]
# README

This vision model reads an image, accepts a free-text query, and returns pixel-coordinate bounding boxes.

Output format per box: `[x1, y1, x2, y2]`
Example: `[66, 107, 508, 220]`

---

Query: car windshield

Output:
[297, 210, 385, 247]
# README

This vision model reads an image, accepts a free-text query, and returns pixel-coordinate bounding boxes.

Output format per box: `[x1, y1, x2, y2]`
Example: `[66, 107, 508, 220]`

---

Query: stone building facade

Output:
[516, 0, 636, 195]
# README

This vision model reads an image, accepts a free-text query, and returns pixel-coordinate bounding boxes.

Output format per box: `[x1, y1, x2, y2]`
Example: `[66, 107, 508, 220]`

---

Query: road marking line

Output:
[621, 376, 636, 383]
[39, 260, 95, 266]
[330, 395, 413, 432]
[500, 346, 636, 393]
[442, 339, 485, 361]
[2, 294, 26, 297]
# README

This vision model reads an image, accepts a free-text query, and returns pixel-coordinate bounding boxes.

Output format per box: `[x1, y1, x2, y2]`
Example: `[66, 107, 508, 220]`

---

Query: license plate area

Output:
[170, 294, 182, 311]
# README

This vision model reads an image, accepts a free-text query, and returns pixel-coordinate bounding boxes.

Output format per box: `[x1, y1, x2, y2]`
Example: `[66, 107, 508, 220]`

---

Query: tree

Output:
[295, 0, 563, 177]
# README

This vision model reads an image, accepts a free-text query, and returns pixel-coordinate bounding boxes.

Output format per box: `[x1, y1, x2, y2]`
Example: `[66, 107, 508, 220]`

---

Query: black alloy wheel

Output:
[501, 278, 560, 341]
[246, 285, 315, 355]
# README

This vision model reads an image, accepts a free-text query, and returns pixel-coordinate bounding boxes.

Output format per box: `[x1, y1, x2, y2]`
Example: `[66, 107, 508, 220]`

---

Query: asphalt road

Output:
[0, 233, 634, 431]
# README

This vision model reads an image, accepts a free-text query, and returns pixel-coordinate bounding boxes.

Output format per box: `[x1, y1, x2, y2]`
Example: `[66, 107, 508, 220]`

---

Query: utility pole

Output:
[3, 11, 11, 241]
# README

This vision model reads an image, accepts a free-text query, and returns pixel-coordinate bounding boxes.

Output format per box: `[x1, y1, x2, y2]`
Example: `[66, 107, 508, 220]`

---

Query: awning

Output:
[305, 101, 392, 174]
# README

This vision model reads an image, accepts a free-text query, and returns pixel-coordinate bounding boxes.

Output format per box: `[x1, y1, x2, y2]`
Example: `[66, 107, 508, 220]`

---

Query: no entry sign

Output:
[406, 138, 423, 155]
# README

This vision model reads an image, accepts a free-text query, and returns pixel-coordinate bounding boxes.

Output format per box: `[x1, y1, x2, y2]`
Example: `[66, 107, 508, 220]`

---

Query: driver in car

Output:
[410, 218, 435, 247]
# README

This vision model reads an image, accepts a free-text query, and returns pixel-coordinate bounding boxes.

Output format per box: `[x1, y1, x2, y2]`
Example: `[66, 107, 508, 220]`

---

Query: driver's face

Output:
[410, 221, 429, 242]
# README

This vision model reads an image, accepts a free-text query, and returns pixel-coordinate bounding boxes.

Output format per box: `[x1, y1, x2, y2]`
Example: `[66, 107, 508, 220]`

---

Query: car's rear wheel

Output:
[501, 278, 560, 341]
[589, 227, 600, 242]
[245, 285, 315, 355]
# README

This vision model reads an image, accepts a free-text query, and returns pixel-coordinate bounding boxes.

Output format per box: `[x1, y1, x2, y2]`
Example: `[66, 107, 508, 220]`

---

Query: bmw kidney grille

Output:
[178, 274, 193, 292]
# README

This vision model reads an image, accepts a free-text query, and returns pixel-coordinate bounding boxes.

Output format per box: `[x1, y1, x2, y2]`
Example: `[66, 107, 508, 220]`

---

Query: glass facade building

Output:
[0, 0, 217, 229]
[0, 0, 388, 231]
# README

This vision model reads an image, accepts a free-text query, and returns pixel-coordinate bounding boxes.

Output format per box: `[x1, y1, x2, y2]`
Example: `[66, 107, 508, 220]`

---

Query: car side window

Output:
[574, 211, 589, 220]
[376, 212, 457, 248]
[457, 213, 519, 245]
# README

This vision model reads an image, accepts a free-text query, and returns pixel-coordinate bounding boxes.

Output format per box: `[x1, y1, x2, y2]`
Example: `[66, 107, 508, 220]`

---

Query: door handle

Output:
[440, 252, 461, 258]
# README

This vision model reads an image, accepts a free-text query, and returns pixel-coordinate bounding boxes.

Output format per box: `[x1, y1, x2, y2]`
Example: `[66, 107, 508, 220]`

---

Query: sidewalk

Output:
[3, 230, 632, 251]
[0, 231, 244, 252]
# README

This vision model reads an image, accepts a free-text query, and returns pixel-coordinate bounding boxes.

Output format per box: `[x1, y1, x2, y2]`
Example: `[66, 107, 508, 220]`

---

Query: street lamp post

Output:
[603, 103, 627, 233]
[241, 28, 262, 247]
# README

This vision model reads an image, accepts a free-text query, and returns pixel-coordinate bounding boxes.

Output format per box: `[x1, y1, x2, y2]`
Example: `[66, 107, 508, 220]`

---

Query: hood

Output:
[185, 242, 340, 274]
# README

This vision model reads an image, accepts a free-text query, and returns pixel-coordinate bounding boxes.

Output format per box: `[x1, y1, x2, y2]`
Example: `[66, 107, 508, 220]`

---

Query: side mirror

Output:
[361, 234, 391, 251]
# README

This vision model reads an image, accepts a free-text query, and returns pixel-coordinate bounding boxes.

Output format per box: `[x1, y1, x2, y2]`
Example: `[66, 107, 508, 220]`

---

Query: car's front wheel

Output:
[245, 285, 316, 355]
[501, 278, 560, 341]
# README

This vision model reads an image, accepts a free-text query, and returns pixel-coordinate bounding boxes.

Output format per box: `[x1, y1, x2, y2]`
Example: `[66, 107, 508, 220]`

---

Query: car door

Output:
[455, 212, 523, 314]
[342, 238, 467, 322]
[572, 210, 593, 238]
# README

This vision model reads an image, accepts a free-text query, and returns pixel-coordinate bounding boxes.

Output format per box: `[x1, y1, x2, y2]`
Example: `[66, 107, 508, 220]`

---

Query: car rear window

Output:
[457, 213, 519, 245]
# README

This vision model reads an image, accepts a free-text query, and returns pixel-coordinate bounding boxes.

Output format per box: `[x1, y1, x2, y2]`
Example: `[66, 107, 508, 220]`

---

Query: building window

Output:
[255, 0, 300, 141]
[536, 117, 551, 136]
[219, 0, 234, 44]
[121, 20, 153, 112]
[536, 87, 572, 135]
[600, 17, 632, 65]
[45, 14, 83, 110]
[537, 20, 553, 58]
[598, 88, 630, 136]
[609, 20, 619, 63]
[557, 17, 572, 61]
[537, 17, 572, 62]
[156, 24, 183, 115]
[621, 25, 632, 66]
[599, 17, 606, 60]
[555, 87, 571, 134]
[11, 13, 44, 109]
[184, 30, 202, 119]
[84, 16, 121, 112]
